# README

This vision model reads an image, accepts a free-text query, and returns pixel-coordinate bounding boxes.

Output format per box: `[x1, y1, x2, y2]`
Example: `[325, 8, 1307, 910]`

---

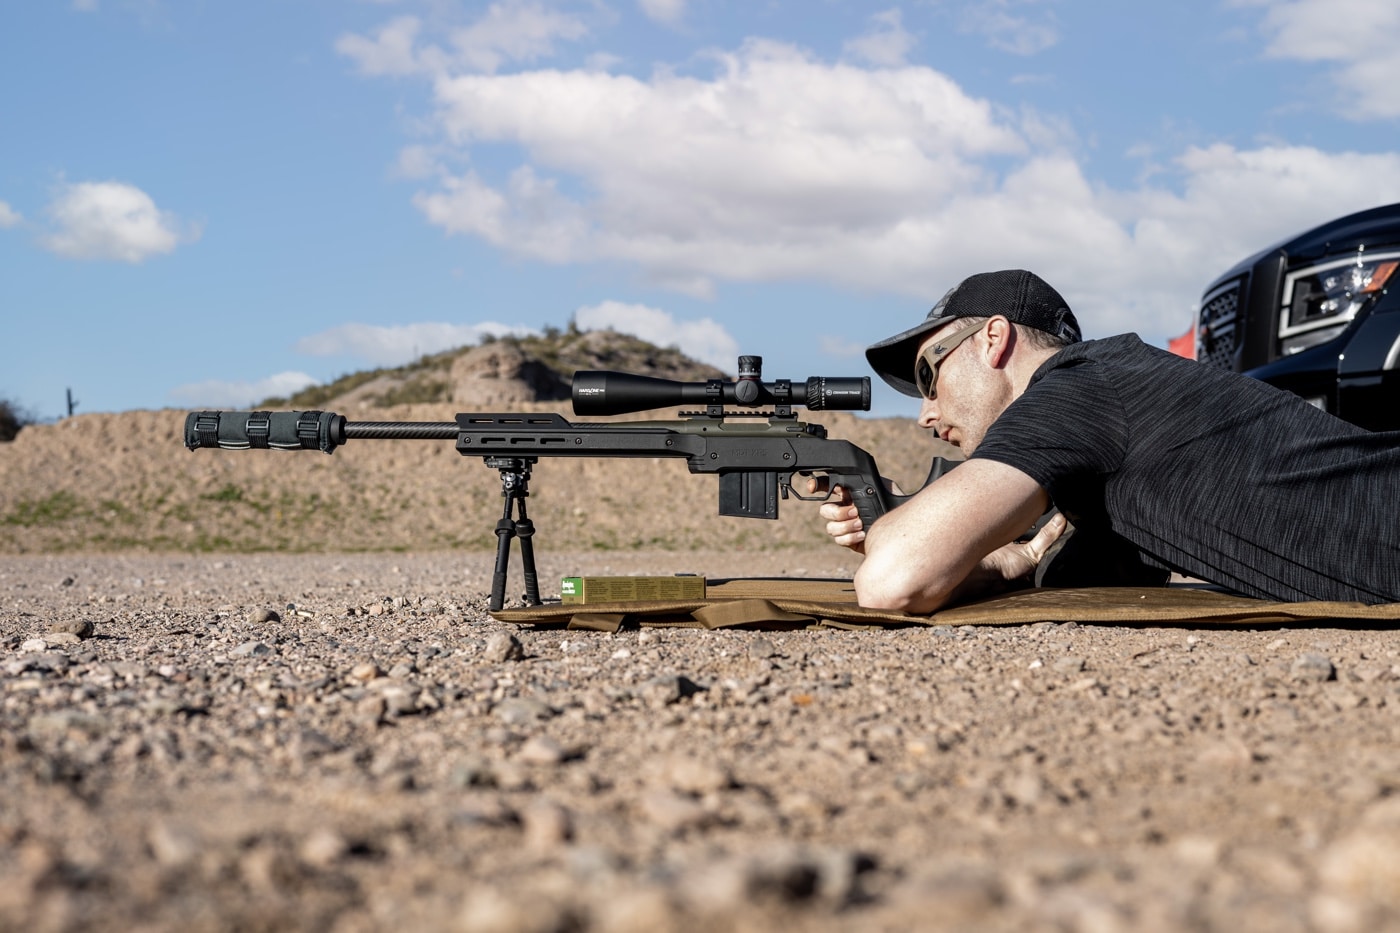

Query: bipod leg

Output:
[486, 457, 540, 612]
[513, 490, 540, 607]
[489, 490, 515, 614]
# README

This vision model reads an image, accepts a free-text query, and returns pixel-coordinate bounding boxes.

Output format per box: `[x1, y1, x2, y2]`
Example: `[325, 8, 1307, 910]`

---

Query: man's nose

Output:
[916, 396, 939, 428]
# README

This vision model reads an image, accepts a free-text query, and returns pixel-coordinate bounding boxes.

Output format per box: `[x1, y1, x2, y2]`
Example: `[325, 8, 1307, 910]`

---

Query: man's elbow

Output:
[853, 557, 952, 615]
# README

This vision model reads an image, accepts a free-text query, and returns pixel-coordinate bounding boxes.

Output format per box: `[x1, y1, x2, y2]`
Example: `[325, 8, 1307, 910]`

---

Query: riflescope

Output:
[571, 355, 870, 416]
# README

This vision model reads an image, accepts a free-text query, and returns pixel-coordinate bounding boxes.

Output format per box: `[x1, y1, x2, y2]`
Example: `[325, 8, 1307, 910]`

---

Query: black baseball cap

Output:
[865, 269, 1082, 397]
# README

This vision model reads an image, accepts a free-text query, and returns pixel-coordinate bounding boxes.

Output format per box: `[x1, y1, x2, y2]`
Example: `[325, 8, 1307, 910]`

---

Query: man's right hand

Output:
[809, 478, 867, 554]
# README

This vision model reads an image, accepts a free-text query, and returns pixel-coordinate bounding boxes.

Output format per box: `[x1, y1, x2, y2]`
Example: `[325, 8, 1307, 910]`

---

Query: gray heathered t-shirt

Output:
[970, 334, 1400, 603]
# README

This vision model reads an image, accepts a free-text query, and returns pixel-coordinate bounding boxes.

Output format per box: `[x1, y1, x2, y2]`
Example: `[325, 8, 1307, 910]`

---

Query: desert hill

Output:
[264, 327, 730, 412]
[0, 329, 950, 555]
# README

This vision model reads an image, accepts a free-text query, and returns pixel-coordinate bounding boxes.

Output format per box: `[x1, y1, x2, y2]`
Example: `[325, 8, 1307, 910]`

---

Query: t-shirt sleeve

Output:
[969, 358, 1129, 498]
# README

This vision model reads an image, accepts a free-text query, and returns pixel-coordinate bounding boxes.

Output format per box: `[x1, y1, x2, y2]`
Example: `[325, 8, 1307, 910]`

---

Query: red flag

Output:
[1168, 327, 1195, 359]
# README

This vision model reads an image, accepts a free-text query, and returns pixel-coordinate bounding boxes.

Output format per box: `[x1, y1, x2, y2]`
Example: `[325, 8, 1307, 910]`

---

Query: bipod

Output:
[486, 456, 541, 612]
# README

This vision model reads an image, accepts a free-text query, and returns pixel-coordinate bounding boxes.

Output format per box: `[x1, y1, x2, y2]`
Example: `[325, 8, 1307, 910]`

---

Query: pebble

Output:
[748, 636, 778, 660]
[1053, 656, 1086, 674]
[659, 755, 733, 795]
[230, 641, 273, 658]
[517, 735, 568, 765]
[640, 674, 702, 708]
[147, 822, 201, 868]
[349, 660, 383, 682]
[299, 828, 350, 868]
[483, 632, 525, 663]
[495, 697, 554, 725]
[639, 789, 711, 832]
[1292, 653, 1336, 682]
[47, 618, 94, 639]
[521, 801, 574, 851]
[248, 608, 281, 624]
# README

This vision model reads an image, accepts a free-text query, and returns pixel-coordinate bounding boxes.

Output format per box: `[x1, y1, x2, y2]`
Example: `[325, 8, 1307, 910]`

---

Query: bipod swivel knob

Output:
[486, 457, 541, 612]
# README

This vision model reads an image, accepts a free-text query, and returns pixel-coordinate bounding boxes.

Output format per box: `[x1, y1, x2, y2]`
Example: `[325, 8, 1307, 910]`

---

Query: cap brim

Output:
[865, 314, 957, 397]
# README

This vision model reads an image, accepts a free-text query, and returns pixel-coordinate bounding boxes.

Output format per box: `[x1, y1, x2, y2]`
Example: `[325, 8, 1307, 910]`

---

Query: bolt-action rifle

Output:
[184, 356, 952, 611]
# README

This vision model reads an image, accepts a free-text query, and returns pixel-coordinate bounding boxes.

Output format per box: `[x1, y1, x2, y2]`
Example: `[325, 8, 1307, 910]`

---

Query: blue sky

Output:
[3, 0, 1400, 419]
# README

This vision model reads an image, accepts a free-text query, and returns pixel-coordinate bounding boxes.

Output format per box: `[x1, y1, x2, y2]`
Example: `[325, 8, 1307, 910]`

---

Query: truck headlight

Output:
[1280, 251, 1398, 355]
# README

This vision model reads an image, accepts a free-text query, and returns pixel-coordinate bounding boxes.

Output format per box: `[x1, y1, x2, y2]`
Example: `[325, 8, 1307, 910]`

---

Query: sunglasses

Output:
[914, 320, 984, 400]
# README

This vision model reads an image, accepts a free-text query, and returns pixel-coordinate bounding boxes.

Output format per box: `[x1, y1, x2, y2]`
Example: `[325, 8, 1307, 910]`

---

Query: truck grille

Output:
[1197, 279, 1242, 370]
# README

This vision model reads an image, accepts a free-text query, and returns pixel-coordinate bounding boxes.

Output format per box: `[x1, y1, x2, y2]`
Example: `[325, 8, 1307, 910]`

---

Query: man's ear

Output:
[985, 316, 1014, 368]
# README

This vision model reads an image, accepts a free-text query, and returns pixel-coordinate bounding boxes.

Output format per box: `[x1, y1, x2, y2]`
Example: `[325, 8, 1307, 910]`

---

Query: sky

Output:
[3, 0, 1400, 419]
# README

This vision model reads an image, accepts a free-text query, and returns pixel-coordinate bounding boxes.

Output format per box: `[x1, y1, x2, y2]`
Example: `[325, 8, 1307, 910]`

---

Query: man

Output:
[820, 269, 1400, 613]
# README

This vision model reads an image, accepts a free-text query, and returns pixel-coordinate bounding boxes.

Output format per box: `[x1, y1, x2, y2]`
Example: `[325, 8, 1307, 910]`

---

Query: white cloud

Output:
[0, 201, 21, 228]
[393, 144, 443, 179]
[1249, 0, 1400, 120]
[843, 9, 915, 67]
[638, 0, 686, 26]
[169, 372, 319, 409]
[41, 181, 196, 262]
[353, 22, 1400, 341]
[574, 301, 739, 370]
[336, 15, 427, 76]
[336, 1, 588, 77]
[294, 321, 536, 366]
[959, 0, 1060, 56]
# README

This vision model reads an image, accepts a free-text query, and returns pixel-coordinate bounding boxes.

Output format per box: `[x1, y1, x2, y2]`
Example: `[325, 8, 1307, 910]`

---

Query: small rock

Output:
[43, 632, 82, 647]
[249, 608, 281, 625]
[452, 796, 519, 827]
[1293, 652, 1336, 682]
[640, 674, 703, 708]
[349, 660, 382, 682]
[1053, 656, 1086, 674]
[483, 632, 525, 663]
[522, 801, 574, 851]
[147, 822, 201, 868]
[450, 756, 498, 789]
[518, 735, 568, 766]
[460, 887, 572, 933]
[47, 618, 94, 640]
[743, 847, 823, 903]
[659, 755, 732, 795]
[20, 638, 47, 653]
[230, 641, 273, 658]
[748, 636, 778, 660]
[495, 697, 554, 725]
[356, 695, 387, 726]
[299, 828, 350, 868]
[639, 789, 711, 832]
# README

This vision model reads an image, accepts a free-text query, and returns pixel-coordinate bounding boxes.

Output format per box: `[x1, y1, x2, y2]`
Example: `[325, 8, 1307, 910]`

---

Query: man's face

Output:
[912, 320, 1006, 453]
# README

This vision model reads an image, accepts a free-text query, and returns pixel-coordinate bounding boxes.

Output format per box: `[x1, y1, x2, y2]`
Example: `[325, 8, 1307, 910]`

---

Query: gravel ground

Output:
[4, 550, 1400, 932]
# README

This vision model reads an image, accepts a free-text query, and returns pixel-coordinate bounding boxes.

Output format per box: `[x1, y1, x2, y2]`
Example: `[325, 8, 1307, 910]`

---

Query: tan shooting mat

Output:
[491, 578, 1400, 631]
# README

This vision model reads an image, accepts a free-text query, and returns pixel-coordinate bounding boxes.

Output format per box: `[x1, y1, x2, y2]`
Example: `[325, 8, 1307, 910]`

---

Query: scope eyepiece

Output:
[570, 357, 870, 417]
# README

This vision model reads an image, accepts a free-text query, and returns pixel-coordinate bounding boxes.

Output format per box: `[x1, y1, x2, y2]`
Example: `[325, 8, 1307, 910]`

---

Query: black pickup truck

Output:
[1195, 202, 1400, 431]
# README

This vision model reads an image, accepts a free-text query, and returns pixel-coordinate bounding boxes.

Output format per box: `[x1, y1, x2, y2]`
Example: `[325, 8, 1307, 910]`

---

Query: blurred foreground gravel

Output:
[4, 551, 1400, 932]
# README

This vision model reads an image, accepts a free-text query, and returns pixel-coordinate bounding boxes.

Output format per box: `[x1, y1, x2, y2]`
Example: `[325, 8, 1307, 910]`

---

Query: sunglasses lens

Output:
[915, 357, 933, 398]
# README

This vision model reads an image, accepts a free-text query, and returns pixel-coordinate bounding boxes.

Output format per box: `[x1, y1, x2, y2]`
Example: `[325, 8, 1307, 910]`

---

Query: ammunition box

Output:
[561, 575, 705, 604]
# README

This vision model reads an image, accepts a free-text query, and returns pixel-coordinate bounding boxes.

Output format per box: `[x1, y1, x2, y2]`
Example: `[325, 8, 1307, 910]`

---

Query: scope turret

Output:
[571, 356, 870, 417]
